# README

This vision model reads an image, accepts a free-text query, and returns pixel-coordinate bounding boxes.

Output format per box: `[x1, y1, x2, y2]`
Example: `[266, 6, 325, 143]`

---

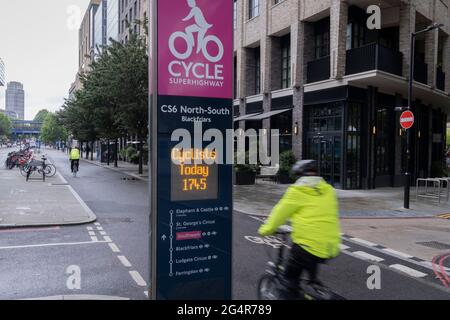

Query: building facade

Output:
[107, 0, 121, 46]
[94, 0, 108, 56]
[234, 0, 450, 189]
[5, 81, 25, 120]
[0, 58, 5, 87]
[119, 0, 146, 44]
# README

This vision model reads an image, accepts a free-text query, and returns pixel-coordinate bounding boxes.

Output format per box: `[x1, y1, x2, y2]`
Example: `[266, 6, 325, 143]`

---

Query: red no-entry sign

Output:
[400, 110, 415, 129]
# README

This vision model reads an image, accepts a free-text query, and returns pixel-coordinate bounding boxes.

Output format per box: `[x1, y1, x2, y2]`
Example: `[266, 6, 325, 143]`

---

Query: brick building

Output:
[233, 0, 450, 189]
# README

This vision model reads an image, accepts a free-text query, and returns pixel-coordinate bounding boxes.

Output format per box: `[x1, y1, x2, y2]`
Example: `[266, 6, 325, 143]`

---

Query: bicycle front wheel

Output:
[44, 164, 57, 177]
[257, 275, 280, 300]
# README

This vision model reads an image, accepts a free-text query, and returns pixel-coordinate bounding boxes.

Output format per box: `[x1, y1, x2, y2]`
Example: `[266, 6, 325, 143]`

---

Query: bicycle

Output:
[20, 159, 56, 178]
[71, 160, 79, 177]
[25, 156, 56, 182]
[257, 226, 345, 300]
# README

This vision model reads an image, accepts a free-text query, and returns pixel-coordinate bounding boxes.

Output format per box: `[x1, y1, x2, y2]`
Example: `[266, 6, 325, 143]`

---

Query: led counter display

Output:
[171, 148, 218, 201]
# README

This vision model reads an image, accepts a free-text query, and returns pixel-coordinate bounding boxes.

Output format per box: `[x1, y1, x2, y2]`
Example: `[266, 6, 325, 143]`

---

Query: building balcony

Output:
[436, 67, 446, 92]
[306, 56, 330, 83]
[345, 43, 403, 77]
[413, 59, 428, 85]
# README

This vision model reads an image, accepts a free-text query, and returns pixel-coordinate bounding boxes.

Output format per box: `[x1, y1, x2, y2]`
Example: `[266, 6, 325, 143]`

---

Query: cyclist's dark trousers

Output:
[71, 160, 79, 173]
[282, 244, 326, 295]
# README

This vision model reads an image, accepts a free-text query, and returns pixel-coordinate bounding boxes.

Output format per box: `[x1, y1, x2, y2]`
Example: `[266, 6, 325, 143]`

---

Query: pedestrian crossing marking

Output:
[437, 214, 450, 219]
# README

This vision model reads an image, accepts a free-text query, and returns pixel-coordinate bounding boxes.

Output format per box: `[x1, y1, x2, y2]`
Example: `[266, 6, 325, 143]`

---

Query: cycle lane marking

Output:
[86, 222, 148, 296]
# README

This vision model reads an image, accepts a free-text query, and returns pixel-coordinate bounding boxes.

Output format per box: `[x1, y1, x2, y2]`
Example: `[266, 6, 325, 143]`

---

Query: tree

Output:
[41, 113, 68, 147]
[57, 20, 148, 172]
[0, 113, 12, 137]
[34, 109, 51, 122]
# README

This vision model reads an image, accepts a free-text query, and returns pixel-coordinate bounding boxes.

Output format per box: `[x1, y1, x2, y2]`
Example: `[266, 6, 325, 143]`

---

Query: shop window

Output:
[346, 102, 361, 189]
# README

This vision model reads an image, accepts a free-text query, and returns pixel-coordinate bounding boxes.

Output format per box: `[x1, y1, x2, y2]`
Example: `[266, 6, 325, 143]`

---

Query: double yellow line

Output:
[437, 213, 450, 219]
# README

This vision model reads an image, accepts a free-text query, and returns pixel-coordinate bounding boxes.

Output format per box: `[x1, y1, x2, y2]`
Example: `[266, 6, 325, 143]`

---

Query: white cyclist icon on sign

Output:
[169, 0, 224, 63]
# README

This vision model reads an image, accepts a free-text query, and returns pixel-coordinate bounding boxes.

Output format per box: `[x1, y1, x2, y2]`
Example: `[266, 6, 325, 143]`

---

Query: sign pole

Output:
[404, 32, 415, 209]
[150, 0, 233, 300]
[150, 0, 158, 300]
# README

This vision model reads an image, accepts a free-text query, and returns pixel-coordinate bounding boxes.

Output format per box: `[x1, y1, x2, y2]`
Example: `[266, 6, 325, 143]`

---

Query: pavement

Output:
[0, 148, 96, 228]
[80, 156, 149, 181]
[234, 181, 450, 218]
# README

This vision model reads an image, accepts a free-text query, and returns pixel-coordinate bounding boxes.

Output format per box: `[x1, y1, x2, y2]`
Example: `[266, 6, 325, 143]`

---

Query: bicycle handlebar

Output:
[275, 225, 292, 235]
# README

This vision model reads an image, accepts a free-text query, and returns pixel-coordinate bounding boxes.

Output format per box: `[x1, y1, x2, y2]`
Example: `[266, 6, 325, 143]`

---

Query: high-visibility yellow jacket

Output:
[69, 148, 81, 160]
[258, 176, 341, 259]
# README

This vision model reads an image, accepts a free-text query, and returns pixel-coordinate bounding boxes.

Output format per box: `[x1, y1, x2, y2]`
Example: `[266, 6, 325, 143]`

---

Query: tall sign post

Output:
[150, 0, 233, 299]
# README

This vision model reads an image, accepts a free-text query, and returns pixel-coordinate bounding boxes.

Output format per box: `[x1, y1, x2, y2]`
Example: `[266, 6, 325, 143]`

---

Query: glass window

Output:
[249, 0, 260, 19]
[254, 48, 261, 94]
[346, 102, 361, 189]
[375, 106, 394, 176]
[234, 1, 237, 29]
[315, 30, 330, 58]
[281, 35, 291, 89]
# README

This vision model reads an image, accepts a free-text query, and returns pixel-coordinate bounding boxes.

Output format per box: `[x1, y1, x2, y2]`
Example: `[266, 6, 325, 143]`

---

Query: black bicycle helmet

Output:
[292, 160, 317, 176]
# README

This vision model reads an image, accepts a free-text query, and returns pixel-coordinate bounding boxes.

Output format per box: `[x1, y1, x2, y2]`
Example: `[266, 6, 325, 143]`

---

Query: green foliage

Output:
[33, 109, 51, 122]
[447, 129, 450, 146]
[40, 113, 68, 144]
[57, 24, 148, 173]
[278, 150, 297, 181]
[0, 113, 12, 137]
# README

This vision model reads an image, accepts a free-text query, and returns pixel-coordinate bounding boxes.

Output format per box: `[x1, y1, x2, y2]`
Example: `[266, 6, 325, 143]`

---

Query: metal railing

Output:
[436, 67, 446, 91]
[307, 55, 330, 83]
[414, 59, 428, 84]
[345, 43, 403, 76]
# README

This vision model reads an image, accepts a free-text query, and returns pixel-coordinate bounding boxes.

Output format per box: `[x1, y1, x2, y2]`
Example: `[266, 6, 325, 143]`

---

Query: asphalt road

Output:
[0, 147, 449, 300]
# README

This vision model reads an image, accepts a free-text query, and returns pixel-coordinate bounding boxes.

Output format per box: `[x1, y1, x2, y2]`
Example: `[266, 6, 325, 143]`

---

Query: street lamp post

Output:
[404, 23, 443, 209]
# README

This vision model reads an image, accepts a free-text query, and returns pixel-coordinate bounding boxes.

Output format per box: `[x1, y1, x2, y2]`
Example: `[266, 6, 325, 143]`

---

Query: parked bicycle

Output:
[5, 148, 33, 170]
[257, 226, 345, 301]
[24, 155, 56, 182]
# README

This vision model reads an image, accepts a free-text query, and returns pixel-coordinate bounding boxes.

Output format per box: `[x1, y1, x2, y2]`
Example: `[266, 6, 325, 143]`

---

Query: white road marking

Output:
[389, 264, 428, 278]
[352, 251, 384, 262]
[90, 236, 99, 242]
[108, 243, 120, 253]
[382, 248, 413, 259]
[96, 226, 104, 231]
[100, 231, 107, 236]
[0, 241, 107, 250]
[118, 256, 132, 267]
[103, 236, 112, 243]
[86, 227, 93, 231]
[350, 238, 378, 247]
[340, 244, 350, 250]
[88, 231, 96, 236]
[94, 222, 101, 226]
[129, 271, 147, 287]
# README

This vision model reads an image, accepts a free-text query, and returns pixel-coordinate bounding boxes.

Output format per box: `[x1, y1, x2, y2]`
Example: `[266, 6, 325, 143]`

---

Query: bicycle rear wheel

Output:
[257, 275, 280, 300]
[20, 165, 30, 177]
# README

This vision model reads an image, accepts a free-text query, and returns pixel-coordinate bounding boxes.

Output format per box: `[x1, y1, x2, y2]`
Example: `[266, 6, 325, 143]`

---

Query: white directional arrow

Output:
[162, 234, 167, 241]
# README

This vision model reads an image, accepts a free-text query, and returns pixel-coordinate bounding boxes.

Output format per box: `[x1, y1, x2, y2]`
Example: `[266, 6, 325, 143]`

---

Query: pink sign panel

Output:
[176, 231, 203, 241]
[157, 0, 233, 99]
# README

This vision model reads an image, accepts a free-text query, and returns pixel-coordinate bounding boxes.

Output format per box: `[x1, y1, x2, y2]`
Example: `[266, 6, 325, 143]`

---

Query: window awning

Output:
[233, 113, 262, 122]
[244, 108, 292, 121]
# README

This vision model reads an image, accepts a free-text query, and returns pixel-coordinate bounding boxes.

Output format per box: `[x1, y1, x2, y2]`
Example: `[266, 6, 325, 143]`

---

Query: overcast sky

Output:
[0, 0, 90, 120]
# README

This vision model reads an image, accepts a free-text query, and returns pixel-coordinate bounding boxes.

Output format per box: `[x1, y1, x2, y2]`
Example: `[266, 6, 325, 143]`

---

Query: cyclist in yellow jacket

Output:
[258, 160, 341, 298]
[69, 146, 81, 174]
